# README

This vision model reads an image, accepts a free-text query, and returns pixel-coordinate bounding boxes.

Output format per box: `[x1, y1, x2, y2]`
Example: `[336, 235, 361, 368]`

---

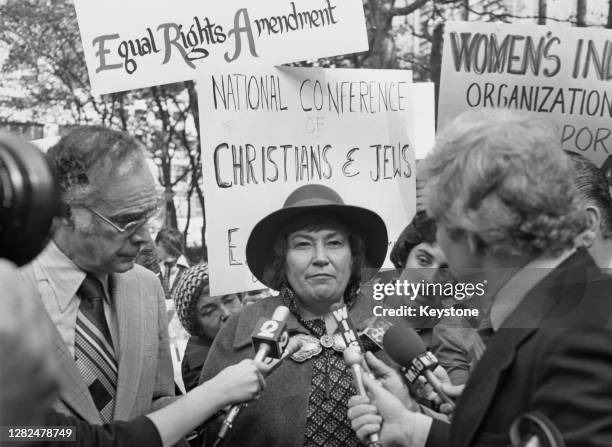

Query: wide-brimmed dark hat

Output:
[246, 184, 388, 288]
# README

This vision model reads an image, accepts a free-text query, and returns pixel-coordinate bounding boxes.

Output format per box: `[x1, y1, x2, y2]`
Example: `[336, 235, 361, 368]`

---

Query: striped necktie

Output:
[75, 274, 117, 422]
[163, 261, 174, 296]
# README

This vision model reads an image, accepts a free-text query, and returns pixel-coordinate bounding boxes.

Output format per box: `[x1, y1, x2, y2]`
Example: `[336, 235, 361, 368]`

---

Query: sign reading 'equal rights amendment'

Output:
[73, 0, 368, 95]
[439, 21, 612, 167]
[197, 65, 417, 295]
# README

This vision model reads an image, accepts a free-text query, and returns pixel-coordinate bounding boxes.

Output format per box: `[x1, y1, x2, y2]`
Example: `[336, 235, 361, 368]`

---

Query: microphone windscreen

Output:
[382, 325, 426, 367]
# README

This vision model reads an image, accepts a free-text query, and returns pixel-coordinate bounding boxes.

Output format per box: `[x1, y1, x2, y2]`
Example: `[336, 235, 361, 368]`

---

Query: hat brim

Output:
[246, 204, 388, 288]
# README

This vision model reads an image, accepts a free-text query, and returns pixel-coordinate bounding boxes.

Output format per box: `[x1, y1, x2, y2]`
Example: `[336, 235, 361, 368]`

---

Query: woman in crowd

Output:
[199, 183, 388, 446]
[172, 263, 242, 391]
[390, 210, 446, 283]
[384, 210, 450, 347]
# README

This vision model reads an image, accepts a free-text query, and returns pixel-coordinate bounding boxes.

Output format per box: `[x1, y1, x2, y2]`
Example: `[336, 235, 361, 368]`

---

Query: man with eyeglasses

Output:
[19, 126, 176, 426]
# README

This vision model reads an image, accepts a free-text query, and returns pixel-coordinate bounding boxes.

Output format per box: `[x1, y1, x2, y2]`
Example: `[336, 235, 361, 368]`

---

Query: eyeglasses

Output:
[83, 202, 163, 234]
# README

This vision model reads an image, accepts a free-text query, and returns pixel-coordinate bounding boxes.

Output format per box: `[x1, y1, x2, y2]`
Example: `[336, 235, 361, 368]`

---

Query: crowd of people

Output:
[1, 107, 612, 447]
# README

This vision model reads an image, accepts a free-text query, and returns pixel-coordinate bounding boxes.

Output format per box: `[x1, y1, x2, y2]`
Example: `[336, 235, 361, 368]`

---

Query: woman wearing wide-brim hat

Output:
[198, 183, 388, 447]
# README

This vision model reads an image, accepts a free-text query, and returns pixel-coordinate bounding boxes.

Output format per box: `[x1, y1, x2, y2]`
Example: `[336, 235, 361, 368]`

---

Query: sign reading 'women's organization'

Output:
[197, 65, 418, 295]
[73, 0, 368, 95]
[439, 21, 612, 167]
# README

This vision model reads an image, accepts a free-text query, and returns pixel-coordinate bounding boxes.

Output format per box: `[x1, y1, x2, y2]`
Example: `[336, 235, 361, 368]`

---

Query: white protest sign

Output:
[73, 0, 368, 95]
[197, 66, 417, 295]
[439, 21, 612, 167]
[413, 82, 435, 159]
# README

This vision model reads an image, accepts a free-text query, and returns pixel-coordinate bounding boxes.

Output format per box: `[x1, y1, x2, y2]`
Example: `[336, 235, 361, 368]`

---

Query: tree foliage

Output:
[0, 0, 206, 249]
[1, 0, 610, 251]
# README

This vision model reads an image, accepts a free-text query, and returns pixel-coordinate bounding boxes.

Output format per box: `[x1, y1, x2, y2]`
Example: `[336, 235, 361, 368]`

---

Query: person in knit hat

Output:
[172, 263, 241, 392]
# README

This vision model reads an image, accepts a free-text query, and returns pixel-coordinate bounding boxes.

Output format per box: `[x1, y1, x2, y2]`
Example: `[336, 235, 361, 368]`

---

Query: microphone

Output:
[357, 316, 393, 352]
[331, 303, 373, 373]
[215, 306, 290, 446]
[330, 303, 365, 350]
[343, 345, 382, 447]
[251, 306, 291, 361]
[382, 325, 455, 410]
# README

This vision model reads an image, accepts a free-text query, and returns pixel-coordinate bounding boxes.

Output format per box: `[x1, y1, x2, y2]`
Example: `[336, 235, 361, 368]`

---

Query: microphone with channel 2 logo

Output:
[214, 306, 290, 446]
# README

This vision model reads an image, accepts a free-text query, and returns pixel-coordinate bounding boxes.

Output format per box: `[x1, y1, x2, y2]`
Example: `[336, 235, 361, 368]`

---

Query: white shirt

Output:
[31, 240, 119, 358]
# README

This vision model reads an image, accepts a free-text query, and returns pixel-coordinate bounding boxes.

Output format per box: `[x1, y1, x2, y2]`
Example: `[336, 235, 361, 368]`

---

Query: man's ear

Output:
[585, 205, 601, 231]
[579, 206, 601, 248]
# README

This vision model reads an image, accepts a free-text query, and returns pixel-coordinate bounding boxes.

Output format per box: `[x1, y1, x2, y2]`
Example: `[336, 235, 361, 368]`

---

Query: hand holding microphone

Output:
[347, 372, 419, 447]
[215, 306, 290, 446]
[383, 325, 457, 412]
[209, 359, 268, 405]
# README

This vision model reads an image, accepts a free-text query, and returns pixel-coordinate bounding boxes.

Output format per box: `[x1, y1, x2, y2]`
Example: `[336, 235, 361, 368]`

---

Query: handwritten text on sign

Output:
[198, 66, 416, 295]
[73, 0, 368, 95]
[438, 21, 612, 167]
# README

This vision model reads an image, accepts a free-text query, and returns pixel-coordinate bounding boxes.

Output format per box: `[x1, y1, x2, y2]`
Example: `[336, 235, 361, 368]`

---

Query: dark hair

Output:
[566, 151, 612, 239]
[135, 233, 161, 275]
[390, 210, 437, 269]
[263, 211, 366, 300]
[156, 228, 185, 258]
[47, 126, 146, 217]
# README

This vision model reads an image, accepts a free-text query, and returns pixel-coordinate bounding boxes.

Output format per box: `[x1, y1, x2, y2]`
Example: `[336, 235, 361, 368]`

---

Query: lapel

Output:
[451, 250, 597, 447]
[112, 271, 146, 420]
[451, 327, 535, 447]
[20, 266, 102, 423]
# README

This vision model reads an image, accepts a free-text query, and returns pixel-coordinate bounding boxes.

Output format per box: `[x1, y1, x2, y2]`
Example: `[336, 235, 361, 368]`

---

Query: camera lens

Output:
[0, 134, 61, 265]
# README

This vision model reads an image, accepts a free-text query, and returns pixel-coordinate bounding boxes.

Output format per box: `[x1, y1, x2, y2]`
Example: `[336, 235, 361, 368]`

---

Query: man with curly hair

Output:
[348, 109, 612, 447]
[19, 126, 176, 425]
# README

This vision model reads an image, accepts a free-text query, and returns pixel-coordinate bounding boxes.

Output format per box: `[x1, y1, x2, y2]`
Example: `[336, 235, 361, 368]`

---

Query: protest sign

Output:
[413, 82, 435, 159]
[73, 0, 368, 95]
[439, 21, 612, 167]
[197, 65, 417, 295]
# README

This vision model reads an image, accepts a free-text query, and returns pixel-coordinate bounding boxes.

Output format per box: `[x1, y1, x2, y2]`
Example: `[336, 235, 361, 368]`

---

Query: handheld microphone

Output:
[251, 306, 291, 360]
[330, 302, 363, 349]
[382, 325, 455, 410]
[357, 316, 393, 352]
[343, 345, 382, 447]
[215, 306, 290, 446]
[331, 303, 373, 375]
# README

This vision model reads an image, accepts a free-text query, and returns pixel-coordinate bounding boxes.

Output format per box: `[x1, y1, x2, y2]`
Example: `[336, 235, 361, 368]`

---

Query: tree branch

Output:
[392, 0, 429, 16]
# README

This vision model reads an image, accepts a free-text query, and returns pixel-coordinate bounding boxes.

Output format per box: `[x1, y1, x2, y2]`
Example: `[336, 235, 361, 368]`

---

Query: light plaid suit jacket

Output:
[20, 263, 175, 423]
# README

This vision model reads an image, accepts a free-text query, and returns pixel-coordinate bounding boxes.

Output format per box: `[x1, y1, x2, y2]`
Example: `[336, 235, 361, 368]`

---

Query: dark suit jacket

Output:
[427, 249, 612, 447]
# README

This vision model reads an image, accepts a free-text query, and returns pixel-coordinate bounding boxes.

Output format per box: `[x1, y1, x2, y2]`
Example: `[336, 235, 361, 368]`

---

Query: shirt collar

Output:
[490, 248, 576, 331]
[176, 255, 190, 269]
[34, 240, 111, 311]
